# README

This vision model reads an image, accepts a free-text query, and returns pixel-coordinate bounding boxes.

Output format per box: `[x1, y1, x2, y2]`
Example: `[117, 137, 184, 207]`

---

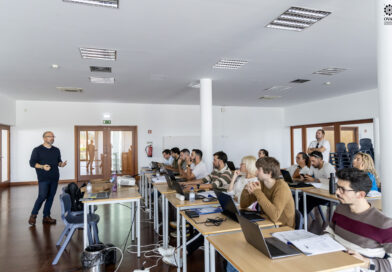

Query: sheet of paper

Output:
[290, 234, 346, 256]
[197, 190, 216, 198]
[152, 176, 166, 184]
[272, 230, 317, 244]
[310, 182, 325, 189]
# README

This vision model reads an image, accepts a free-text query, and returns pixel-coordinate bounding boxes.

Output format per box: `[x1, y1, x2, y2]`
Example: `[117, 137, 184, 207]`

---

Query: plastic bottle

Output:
[86, 181, 92, 195]
[189, 187, 195, 202]
[329, 173, 336, 195]
[111, 172, 118, 192]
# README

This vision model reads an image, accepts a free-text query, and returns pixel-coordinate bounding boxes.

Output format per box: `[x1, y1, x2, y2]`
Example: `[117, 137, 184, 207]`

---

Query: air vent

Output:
[213, 59, 248, 70]
[259, 95, 281, 100]
[266, 6, 331, 31]
[90, 66, 112, 73]
[313, 67, 346, 76]
[291, 79, 310, 83]
[57, 87, 83, 93]
[80, 47, 117, 61]
[63, 0, 119, 8]
[89, 77, 115, 84]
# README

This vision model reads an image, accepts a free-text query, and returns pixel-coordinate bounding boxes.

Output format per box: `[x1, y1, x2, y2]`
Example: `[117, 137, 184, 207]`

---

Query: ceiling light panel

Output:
[259, 95, 281, 100]
[89, 77, 115, 84]
[266, 6, 331, 31]
[313, 67, 347, 76]
[213, 59, 248, 70]
[80, 47, 117, 61]
[90, 66, 112, 73]
[291, 79, 310, 83]
[57, 87, 83, 93]
[63, 0, 119, 8]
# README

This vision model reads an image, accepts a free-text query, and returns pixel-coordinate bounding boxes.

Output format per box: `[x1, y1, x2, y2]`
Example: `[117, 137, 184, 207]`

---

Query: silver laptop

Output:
[237, 214, 301, 259]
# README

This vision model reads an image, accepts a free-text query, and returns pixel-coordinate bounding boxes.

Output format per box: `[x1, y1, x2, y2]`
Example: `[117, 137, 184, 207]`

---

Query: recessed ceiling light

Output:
[291, 79, 310, 83]
[213, 59, 248, 70]
[324, 81, 332, 85]
[90, 77, 115, 84]
[264, 86, 292, 92]
[266, 6, 331, 31]
[90, 66, 112, 73]
[57, 87, 83, 93]
[51, 64, 59, 69]
[313, 67, 347, 76]
[63, 0, 119, 8]
[80, 47, 117, 61]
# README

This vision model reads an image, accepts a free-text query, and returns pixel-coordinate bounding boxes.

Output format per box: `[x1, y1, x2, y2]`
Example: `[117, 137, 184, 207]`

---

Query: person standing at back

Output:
[28, 131, 67, 225]
[307, 129, 330, 162]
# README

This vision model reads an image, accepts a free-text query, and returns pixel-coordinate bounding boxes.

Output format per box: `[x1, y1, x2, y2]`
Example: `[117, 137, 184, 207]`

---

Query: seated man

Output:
[163, 147, 180, 172]
[286, 152, 310, 180]
[161, 149, 173, 166]
[177, 148, 190, 177]
[325, 168, 392, 271]
[258, 148, 269, 158]
[182, 151, 232, 191]
[182, 149, 209, 180]
[299, 151, 336, 214]
[240, 157, 295, 228]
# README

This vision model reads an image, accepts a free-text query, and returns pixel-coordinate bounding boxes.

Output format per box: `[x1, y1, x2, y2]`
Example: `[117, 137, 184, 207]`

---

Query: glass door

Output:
[110, 130, 136, 176]
[0, 125, 10, 185]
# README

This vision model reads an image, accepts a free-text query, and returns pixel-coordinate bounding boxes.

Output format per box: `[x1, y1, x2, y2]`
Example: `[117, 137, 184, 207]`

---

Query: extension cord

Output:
[134, 269, 150, 272]
[175, 193, 185, 201]
[158, 245, 175, 256]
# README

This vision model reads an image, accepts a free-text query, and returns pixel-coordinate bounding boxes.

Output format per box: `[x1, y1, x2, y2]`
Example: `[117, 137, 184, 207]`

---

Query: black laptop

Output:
[237, 215, 301, 259]
[281, 169, 313, 188]
[215, 190, 264, 222]
[151, 161, 159, 170]
[174, 182, 204, 201]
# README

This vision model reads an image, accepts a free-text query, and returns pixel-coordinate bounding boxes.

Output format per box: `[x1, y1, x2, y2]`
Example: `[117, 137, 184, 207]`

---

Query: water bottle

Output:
[189, 187, 195, 202]
[86, 181, 92, 195]
[111, 172, 117, 192]
[329, 173, 336, 194]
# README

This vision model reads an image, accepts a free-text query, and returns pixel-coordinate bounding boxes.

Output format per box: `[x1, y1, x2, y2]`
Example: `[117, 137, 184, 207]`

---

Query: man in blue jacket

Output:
[28, 131, 67, 225]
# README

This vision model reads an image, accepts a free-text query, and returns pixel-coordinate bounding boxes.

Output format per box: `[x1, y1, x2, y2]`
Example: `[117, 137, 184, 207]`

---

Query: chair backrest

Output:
[360, 138, 373, 149]
[335, 143, 347, 153]
[295, 209, 304, 230]
[347, 142, 359, 154]
[59, 193, 72, 223]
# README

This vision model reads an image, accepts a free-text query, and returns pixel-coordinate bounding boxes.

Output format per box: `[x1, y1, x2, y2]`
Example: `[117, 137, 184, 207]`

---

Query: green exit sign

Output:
[103, 120, 111, 124]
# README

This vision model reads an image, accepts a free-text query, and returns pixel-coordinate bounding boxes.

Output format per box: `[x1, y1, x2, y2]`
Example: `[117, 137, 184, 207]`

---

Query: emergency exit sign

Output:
[103, 120, 111, 124]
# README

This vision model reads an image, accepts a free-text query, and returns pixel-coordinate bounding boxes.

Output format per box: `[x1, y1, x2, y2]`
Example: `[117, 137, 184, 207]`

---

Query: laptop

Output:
[281, 169, 313, 188]
[237, 215, 301, 259]
[174, 182, 204, 201]
[89, 191, 111, 199]
[215, 190, 264, 222]
[164, 174, 177, 189]
[151, 161, 159, 170]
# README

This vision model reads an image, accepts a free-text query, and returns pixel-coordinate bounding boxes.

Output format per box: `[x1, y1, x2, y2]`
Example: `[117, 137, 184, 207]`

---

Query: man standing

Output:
[326, 168, 392, 271]
[86, 139, 95, 173]
[307, 129, 330, 162]
[28, 131, 67, 225]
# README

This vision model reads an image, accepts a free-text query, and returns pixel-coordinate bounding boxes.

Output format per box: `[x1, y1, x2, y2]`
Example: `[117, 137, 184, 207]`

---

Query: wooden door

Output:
[0, 124, 10, 186]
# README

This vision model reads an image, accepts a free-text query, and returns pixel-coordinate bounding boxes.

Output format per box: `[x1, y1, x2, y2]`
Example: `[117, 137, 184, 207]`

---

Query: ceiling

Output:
[0, 0, 376, 107]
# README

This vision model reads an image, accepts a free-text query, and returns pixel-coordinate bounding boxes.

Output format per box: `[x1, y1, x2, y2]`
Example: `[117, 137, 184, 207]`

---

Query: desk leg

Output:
[177, 209, 181, 272]
[144, 179, 148, 209]
[140, 174, 144, 197]
[209, 242, 215, 272]
[83, 203, 88, 249]
[162, 194, 166, 248]
[154, 187, 158, 233]
[295, 190, 299, 210]
[149, 182, 152, 219]
[165, 196, 169, 248]
[303, 192, 308, 231]
[204, 237, 210, 272]
[182, 216, 187, 272]
[137, 199, 141, 258]
[131, 201, 135, 241]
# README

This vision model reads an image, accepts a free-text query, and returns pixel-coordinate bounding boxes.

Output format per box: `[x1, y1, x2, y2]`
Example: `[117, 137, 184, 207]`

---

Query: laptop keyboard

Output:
[239, 211, 264, 221]
[265, 238, 289, 256]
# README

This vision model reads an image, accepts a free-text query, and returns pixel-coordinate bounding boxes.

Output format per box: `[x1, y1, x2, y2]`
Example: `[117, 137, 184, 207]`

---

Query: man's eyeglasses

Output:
[336, 185, 356, 194]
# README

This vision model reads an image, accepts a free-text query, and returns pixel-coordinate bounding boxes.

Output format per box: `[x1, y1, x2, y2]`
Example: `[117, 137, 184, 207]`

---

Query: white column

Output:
[377, 0, 392, 217]
[200, 78, 213, 173]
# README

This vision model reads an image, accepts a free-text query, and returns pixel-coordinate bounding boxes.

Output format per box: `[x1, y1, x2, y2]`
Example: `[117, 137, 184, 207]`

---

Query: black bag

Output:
[64, 182, 85, 212]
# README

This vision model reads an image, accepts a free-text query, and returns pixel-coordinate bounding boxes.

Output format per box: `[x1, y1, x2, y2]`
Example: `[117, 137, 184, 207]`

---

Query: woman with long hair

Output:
[352, 152, 380, 192]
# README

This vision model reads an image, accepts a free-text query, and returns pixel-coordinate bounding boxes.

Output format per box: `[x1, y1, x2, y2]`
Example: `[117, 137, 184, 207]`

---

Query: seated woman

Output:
[227, 155, 257, 204]
[286, 152, 310, 181]
[352, 152, 381, 195]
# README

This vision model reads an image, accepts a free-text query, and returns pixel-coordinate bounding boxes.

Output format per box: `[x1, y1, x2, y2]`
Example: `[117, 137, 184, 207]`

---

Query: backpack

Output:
[64, 182, 85, 212]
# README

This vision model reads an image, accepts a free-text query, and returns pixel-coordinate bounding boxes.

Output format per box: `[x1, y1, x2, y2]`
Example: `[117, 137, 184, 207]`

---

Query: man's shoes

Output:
[28, 214, 37, 226]
[170, 221, 189, 229]
[42, 216, 56, 224]
[163, 250, 183, 267]
[170, 230, 190, 238]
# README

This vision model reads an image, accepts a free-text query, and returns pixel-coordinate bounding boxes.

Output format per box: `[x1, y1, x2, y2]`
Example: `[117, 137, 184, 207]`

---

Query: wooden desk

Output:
[180, 211, 281, 272]
[82, 187, 142, 256]
[208, 226, 364, 272]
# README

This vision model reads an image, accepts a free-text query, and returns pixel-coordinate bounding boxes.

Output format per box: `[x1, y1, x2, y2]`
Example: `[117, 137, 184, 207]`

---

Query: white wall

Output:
[11, 100, 288, 182]
[0, 93, 16, 126]
[284, 89, 378, 126]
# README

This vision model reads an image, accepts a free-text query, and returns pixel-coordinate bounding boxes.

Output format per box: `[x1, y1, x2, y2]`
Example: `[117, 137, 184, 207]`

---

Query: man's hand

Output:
[247, 181, 261, 194]
[43, 164, 51, 171]
[59, 161, 67, 168]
